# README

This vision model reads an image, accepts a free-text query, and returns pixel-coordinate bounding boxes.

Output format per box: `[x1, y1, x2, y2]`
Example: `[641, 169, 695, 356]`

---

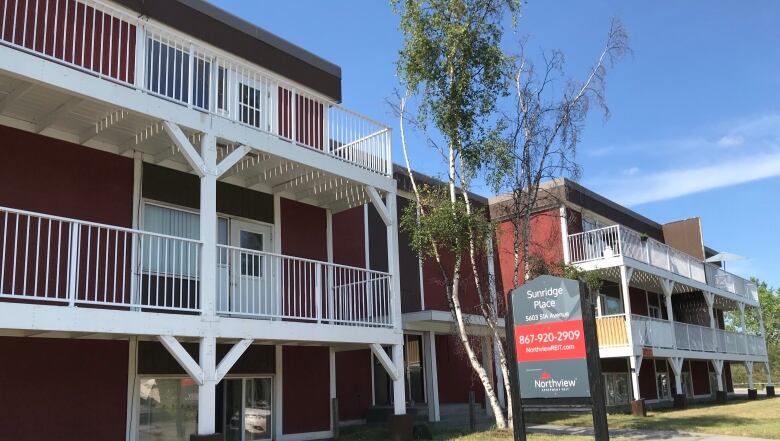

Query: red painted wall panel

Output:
[638, 359, 657, 399]
[332, 206, 364, 268]
[435, 334, 486, 406]
[0, 337, 128, 441]
[1, 0, 136, 83]
[282, 346, 331, 434]
[691, 360, 711, 396]
[336, 349, 372, 421]
[629, 287, 649, 316]
[280, 198, 327, 260]
[495, 208, 565, 303]
[0, 125, 134, 225]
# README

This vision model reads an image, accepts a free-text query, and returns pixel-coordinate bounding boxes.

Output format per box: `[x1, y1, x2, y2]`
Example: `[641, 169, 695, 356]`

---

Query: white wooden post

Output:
[712, 359, 724, 392]
[386, 191, 407, 415]
[662, 278, 678, 350]
[559, 205, 570, 264]
[619, 266, 635, 347]
[670, 357, 684, 396]
[198, 131, 218, 435]
[423, 331, 440, 422]
[746, 361, 755, 390]
[629, 354, 642, 401]
[67, 222, 81, 307]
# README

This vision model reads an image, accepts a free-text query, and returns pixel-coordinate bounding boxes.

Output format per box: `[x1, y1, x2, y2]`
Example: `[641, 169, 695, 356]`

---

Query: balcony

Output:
[596, 314, 767, 358]
[568, 225, 758, 302]
[0, 0, 391, 177]
[0, 205, 394, 329]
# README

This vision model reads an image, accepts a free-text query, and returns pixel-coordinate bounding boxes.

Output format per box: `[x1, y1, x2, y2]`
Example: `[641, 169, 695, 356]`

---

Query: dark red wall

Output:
[629, 287, 649, 316]
[282, 346, 331, 434]
[638, 359, 657, 399]
[280, 198, 327, 260]
[691, 360, 711, 395]
[0, 125, 133, 225]
[0, 337, 128, 441]
[332, 207, 364, 268]
[495, 208, 564, 302]
[435, 334, 486, 406]
[335, 349, 372, 421]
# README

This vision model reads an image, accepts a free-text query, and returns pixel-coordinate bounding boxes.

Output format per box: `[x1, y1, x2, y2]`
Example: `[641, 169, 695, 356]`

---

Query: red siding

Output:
[1, 0, 136, 83]
[435, 334, 486, 406]
[495, 208, 565, 302]
[332, 206, 365, 268]
[638, 359, 657, 399]
[0, 125, 133, 225]
[282, 346, 331, 434]
[0, 337, 128, 441]
[277, 87, 324, 150]
[629, 287, 649, 316]
[336, 349, 372, 421]
[691, 360, 711, 395]
[280, 198, 327, 260]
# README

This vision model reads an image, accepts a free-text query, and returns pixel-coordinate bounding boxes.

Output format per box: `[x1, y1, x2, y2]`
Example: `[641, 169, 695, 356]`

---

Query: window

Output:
[139, 377, 198, 441]
[598, 293, 623, 316]
[648, 305, 661, 319]
[582, 215, 608, 232]
[239, 83, 263, 128]
[603, 373, 630, 406]
[146, 38, 190, 103]
[656, 372, 671, 400]
[682, 372, 694, 398]
[142, 203, 228, 275]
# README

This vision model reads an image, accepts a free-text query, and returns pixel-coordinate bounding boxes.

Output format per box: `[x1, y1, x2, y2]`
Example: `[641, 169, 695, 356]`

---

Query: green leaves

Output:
[399, 184, 493, 260]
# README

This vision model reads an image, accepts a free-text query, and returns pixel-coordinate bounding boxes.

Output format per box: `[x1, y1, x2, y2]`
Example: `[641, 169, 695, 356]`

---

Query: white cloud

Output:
[601, 151, 780, 206]
[717, 134, 744, 147]
[583, 113, 780, 206]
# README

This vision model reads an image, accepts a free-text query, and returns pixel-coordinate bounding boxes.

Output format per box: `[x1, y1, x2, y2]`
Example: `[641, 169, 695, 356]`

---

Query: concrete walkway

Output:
[528, 424, 772, 441]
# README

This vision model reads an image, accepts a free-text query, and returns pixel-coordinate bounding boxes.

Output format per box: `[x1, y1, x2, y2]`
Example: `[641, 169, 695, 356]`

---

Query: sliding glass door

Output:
[224, 378, 273, 441]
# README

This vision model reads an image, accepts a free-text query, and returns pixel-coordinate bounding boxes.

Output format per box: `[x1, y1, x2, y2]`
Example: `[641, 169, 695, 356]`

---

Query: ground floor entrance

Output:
[137, 376, 274, 441]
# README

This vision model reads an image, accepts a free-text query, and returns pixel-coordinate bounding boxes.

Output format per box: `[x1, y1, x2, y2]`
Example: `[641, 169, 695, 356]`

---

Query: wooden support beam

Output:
[0, 81, 35, 113]
[215, 339, 253, 382]
[216, 145, 251, 177]
[158, 335, 204, 385]
[370, 343, 399, 381]
[367, 186, 390, 226]
[162, 121, 205, 176]
[35, 97, 83, 133]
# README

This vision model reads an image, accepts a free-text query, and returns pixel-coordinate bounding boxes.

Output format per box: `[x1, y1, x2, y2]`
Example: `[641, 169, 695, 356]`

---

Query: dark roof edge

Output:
[176, 0, 341, 79]
[392, 164, 489, 205]
[560, 178, 662, 230]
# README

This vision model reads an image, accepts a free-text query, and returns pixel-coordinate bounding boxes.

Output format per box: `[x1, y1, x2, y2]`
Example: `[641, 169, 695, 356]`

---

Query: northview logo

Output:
[534, 371, 577, 389]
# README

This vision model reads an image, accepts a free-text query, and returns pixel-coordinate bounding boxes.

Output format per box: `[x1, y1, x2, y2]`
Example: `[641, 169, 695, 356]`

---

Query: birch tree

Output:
[488, 19, 629, 291]
[391, 0, 518, 428]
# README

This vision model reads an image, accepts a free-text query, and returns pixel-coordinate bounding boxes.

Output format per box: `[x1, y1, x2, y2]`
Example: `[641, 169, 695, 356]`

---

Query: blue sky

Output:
[211, 0, 780, 288]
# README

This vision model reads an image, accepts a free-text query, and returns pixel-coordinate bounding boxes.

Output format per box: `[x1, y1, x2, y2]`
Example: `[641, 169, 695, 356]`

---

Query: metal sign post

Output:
[506, 275, 609, 441]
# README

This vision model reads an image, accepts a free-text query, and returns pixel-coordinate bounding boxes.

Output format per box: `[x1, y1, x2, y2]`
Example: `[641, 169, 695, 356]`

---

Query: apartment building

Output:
[0, 0, 772, 439]
[490, 179, 773, 410]
[0, 1, 407, 440]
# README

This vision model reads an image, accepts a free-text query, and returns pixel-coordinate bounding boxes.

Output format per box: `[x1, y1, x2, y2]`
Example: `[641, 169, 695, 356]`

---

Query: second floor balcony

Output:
[0, 205, 395, 329]
[596, 314, 767, 359]
[567, 225, 758, 303]
[0, 0, 392, 178]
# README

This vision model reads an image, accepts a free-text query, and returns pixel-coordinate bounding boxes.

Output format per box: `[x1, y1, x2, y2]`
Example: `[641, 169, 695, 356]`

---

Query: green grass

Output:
[525, 396, 780, 439]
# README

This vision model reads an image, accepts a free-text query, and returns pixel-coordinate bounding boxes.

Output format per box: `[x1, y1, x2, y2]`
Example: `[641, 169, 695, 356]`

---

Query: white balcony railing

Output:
[216, 245, 393, 328]
[568, 225, 758, 301]
[631, 315, 676, 349]
[0, 206, 395, 328]
[0, 205, 202, 311]
[0, 0, 392, 176]
[598, 314, 767, 358]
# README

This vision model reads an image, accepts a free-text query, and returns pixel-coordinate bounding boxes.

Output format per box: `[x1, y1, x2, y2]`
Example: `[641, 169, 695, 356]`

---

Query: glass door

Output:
[404, 334, 426, 405]
[223, 378, 273, 441]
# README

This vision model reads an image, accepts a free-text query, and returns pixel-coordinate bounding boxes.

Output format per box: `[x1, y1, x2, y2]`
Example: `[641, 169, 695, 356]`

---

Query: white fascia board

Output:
[401, 310, 505, 336]
[0, 45, 395, 193]
[0, 302, 403, 345]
